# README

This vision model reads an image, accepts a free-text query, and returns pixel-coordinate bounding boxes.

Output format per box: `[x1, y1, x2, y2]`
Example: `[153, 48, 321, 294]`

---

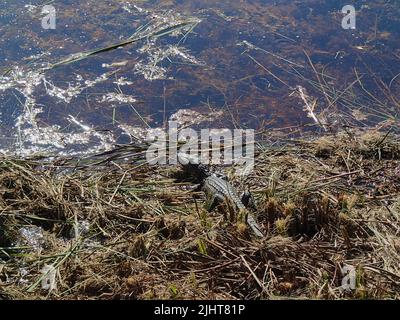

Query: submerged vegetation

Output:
[0, 128, 399, 299]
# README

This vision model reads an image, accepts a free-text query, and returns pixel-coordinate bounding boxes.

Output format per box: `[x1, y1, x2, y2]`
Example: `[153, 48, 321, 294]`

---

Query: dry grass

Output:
[0, 128, 399, 300]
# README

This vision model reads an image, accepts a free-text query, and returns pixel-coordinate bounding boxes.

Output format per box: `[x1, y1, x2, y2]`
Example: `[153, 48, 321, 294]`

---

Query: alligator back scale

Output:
[180, 156, 264, 238]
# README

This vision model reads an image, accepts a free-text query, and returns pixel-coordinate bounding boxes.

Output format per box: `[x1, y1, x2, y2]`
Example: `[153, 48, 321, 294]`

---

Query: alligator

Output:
[181, 160, 264, 238]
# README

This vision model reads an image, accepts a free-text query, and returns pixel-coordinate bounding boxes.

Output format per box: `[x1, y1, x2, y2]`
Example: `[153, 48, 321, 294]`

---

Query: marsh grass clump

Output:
[358, 131, 400, 159]
[275, 218, 289, 236]
[314, 137, 336, 158]
[0, 129, 399, 300]
[255, 193, 341, 239]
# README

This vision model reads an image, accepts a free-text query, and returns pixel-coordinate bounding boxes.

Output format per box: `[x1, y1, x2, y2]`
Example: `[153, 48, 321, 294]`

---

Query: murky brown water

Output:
[0, 0, 399, 156]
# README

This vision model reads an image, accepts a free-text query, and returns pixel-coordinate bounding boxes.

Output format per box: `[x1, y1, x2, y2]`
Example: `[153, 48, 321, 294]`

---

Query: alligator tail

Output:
[247, 214, 264, 238]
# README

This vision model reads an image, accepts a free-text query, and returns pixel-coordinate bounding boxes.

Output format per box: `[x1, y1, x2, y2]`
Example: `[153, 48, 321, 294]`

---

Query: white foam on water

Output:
[0, 7, 203, 158]
[99, 92, 137, 104]
[134, 44, 204, 81]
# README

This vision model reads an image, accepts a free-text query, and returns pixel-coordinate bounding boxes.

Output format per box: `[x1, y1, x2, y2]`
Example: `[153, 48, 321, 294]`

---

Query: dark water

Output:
[0, 0, 399, 156]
